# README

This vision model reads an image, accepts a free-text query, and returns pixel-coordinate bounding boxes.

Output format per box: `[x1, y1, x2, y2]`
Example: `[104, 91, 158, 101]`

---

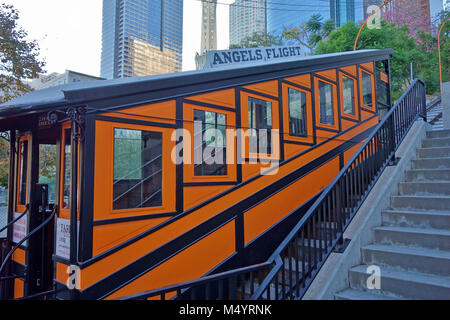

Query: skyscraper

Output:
[229, 0, 267, 46]
[100, 0, 183, 79]
[267, 1, 330, 35]
[330, 0, 356, 27]
[201, 0, 217, 53]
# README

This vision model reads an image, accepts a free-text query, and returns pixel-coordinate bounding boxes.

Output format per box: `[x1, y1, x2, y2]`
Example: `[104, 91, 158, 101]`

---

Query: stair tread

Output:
[392, 194, 450, 199]
[335, 288, 404, 300]
[350, 264, 450, 288]
[363, 243, 450, 259]
[374, 225, 450, 236]
[413, 157, 450, 160]
[418, 147, 450, 150]
[383, 209, 450, 217]
[400, 181, 450, 185]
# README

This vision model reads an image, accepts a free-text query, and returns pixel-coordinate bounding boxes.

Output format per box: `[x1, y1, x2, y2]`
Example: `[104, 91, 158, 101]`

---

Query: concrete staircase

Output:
[336, 129, 450, 300]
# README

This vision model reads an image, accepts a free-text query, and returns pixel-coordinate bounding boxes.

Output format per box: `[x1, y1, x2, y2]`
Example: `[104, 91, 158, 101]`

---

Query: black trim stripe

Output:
[182, 98, 236, 113]
[278, 79, 285, 162]
[176, 98, 184, 214]
[316, 126, 340, 133]
[341, 116, 359, 123]
[312, 72, 337, 84]
[92, 212, 178, 226]
[184, 181, 237, 187]
[359, 64, 375, 75]
[281, 79, 312, 92]
[360, 107, 377, 114]
[283, 140, 315, 146]
[239, 87, 278, 101]
[94, 115, 177, 129]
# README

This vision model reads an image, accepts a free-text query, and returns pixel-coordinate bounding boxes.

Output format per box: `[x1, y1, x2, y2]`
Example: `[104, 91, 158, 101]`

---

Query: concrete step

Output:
[422, 137, 450, 148]
[390, 195, 450, 211]
[417, 147, 450, 159]
[335, 288, 403, 300]
[382, 209, 450, 230]
[361, 244, 450, 276]
[411, 157, 450, 170]
[426, 129, 450, 139]
[398, 181, 450, 196]
[348, 265, 450, 300]
[373, 226, 450, 251]
[404, 169, 450, 182]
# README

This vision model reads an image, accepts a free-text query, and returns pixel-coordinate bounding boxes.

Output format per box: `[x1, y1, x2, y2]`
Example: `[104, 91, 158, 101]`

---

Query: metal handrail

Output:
[0, 206, 57, 277]
[117, 261, 273, 300]
[118, 79, 426, 301]
[251, 79, 426, 300]
[0, 204, 29, 234]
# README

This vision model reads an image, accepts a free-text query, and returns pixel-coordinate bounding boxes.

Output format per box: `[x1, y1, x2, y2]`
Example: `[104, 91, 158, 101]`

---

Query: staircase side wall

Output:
[303, 119, 430, 300]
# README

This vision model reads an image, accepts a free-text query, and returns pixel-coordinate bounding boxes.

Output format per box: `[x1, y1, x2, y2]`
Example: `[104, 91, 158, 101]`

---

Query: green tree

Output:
[315, 21, 433, 100]
[229, 31, 282, 49]
[0, 3, 46, 189]
[282, 14, 335, 54]
[0, 3, 45, 103]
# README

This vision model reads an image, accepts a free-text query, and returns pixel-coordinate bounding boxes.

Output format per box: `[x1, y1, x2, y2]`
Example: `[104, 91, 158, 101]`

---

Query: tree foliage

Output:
[282, 14, 335, 54]
[229, 31, 282, 49]
[0, 3, 47, 189]
[0, 3, 45, 103]
[315, 13, 449, 101]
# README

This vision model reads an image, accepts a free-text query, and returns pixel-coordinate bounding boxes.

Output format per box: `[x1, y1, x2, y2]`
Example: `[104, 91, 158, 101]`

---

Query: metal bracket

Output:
[388, 156, 401, 166]
[46, 106, 86, 142]
[333, 238, 351, 253]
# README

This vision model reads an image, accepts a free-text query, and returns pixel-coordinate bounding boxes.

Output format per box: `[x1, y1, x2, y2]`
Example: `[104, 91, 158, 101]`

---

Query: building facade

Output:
[229, 0, 267, 46]
[29, 70, 105, 91]
[201, 0, 217, 53]
[100, 0, 183, 79]
[330, 0, 356, 28]
[267, 0, 330, 35]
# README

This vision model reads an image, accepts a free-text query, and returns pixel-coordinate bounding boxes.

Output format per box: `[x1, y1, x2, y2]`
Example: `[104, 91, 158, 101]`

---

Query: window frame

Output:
[339, 71, 359, 121]
[282, 82, 313, 144]
[112, 128, 163, 211]
[183, 103, 237, 183]
[93, 120, 176, 220]
[359, 68, 376, 112]
[59, 121, 80, 220]
[241, 91, 280, 161]
[15, 134, 30, 213]
[314, 76, 339, 131]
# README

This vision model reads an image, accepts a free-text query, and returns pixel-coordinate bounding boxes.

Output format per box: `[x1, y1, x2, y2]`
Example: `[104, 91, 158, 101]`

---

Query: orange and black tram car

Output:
[0, 49, 393, 300]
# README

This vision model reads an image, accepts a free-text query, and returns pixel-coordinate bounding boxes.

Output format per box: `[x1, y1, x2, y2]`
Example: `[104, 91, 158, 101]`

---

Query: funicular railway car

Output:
[0, 49, 393, 300]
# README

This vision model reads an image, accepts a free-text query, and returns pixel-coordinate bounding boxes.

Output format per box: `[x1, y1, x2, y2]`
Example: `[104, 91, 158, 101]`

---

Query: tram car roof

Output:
[0, 49, 393, 120]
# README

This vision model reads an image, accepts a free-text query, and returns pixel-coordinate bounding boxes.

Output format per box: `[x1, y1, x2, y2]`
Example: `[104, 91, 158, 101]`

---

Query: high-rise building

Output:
[267, 0, 330, 35]
[330, 0, 356, 28]
[429, 0, 444, 22]
[100, 0, 183, 79]
[229, 0, 267, 46]
[201, 0, 217, 53]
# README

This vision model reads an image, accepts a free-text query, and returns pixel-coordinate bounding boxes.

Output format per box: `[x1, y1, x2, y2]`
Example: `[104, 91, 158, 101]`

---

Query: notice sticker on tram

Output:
[56, 218, 78, 260]
[12, 212, 28, 246]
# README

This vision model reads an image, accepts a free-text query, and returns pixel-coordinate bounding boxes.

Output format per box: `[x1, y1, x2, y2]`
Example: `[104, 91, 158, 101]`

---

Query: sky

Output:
[3, 0, 235, 77]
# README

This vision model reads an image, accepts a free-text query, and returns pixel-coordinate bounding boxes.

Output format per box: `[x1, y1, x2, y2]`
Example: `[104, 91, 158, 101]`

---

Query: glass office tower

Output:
[330, 0, 356, 28]
[229, 0, 267, 46]
[267, 1, 365, 35]
[267, 0, 330, 35]
[101, 0, 183, 79]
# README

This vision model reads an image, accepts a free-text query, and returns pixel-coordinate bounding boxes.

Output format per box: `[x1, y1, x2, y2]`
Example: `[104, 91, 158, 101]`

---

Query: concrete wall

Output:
[303, 119, 430, 300]
[443, 82, 450, 130]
